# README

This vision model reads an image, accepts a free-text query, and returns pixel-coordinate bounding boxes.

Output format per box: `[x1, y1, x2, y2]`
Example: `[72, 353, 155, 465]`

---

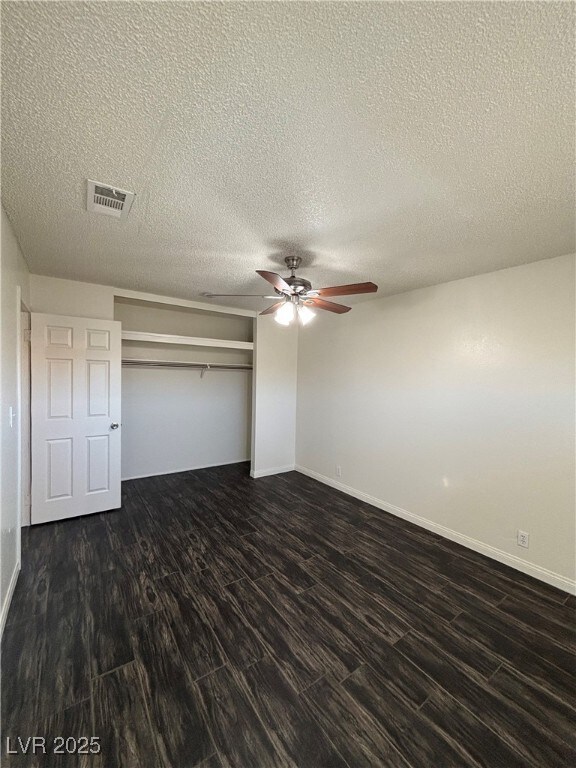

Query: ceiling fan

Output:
[204, 256, 378, 325]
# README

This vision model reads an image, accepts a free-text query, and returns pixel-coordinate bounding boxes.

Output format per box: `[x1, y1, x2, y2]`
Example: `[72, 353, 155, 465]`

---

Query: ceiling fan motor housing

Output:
[277, 275, 312, 295]
[275, 255, 312, 294]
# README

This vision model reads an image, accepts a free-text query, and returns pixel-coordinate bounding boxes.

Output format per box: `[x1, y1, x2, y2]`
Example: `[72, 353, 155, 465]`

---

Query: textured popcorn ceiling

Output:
[1, 1, 574, 308]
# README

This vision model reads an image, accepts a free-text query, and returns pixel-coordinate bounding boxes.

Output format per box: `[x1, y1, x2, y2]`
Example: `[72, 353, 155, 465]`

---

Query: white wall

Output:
[251, 316, 298, 477]
[0, 207, 30, 631]
[296, 254, 576, 592]
[122, 367, 252, 479]
[30, 274, 114, 319]
[30, 277, 254, 324]
[115, 297, 253, 341]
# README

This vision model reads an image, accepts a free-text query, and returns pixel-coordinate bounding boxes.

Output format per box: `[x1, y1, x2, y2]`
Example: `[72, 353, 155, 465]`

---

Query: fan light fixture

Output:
[297, 304, 316, 325]
[274, 299, 316, 326]
[274, 301, 296, 326]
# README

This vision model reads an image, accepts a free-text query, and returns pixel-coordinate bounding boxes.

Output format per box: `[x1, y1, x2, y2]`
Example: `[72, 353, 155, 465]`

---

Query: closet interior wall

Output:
[115, 298, 254, 480]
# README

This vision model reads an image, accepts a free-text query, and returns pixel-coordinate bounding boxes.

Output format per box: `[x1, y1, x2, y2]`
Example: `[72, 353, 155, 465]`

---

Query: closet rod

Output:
[122, 359, 252, 371]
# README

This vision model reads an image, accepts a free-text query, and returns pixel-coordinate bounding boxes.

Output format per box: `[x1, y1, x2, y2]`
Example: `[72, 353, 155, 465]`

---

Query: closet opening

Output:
[114, 296, 254, 481]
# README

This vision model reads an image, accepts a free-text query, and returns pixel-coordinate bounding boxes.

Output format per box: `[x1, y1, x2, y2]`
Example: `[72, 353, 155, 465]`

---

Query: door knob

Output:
[110, 422, 119, 430]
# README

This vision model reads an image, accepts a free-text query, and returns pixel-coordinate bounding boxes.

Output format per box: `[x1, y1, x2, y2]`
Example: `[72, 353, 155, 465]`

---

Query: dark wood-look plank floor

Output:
[2, 463, 575, 767]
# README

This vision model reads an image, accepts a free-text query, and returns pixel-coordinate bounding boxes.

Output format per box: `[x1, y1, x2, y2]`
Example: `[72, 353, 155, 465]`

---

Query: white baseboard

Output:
[0, 561, 21, 638]
[295, 464, 576, 595]
[122, 457, 250, 481]
[251, 464, 295, 479]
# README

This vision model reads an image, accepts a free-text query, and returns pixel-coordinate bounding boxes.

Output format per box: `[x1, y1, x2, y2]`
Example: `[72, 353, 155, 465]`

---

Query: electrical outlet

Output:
[335, 465, 342, 478]
[517, 530, 530, 549]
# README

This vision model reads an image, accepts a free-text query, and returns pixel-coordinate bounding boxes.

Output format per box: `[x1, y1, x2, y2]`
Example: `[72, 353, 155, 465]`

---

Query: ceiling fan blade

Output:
[256, 270, 292, 294]
[312, 281, 378, 297]
[306, 298, 351, 314]
[259, 301, 285, 316]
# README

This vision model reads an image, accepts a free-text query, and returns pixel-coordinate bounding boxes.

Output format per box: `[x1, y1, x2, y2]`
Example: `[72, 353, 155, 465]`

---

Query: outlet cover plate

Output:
[517, 530, 530, 548]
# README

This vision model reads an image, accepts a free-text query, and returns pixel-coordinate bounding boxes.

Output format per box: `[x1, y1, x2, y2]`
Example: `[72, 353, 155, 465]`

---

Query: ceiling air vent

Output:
[86, 179, 135, 220]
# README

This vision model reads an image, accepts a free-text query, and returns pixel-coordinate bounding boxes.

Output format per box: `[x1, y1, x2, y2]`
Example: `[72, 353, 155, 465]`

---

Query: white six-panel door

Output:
[31, 314, 122, 524]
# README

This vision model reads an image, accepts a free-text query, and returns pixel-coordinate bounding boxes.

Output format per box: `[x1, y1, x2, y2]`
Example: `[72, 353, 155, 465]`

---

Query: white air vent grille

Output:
[87, 179, 135, 219]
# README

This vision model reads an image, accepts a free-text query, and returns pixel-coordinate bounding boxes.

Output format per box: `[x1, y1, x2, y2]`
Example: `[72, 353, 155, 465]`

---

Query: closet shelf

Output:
[121, 330, 253, 350]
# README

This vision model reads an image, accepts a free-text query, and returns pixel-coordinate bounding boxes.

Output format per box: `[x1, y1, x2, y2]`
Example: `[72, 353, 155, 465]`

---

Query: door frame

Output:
[18, 297, 31, 527]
